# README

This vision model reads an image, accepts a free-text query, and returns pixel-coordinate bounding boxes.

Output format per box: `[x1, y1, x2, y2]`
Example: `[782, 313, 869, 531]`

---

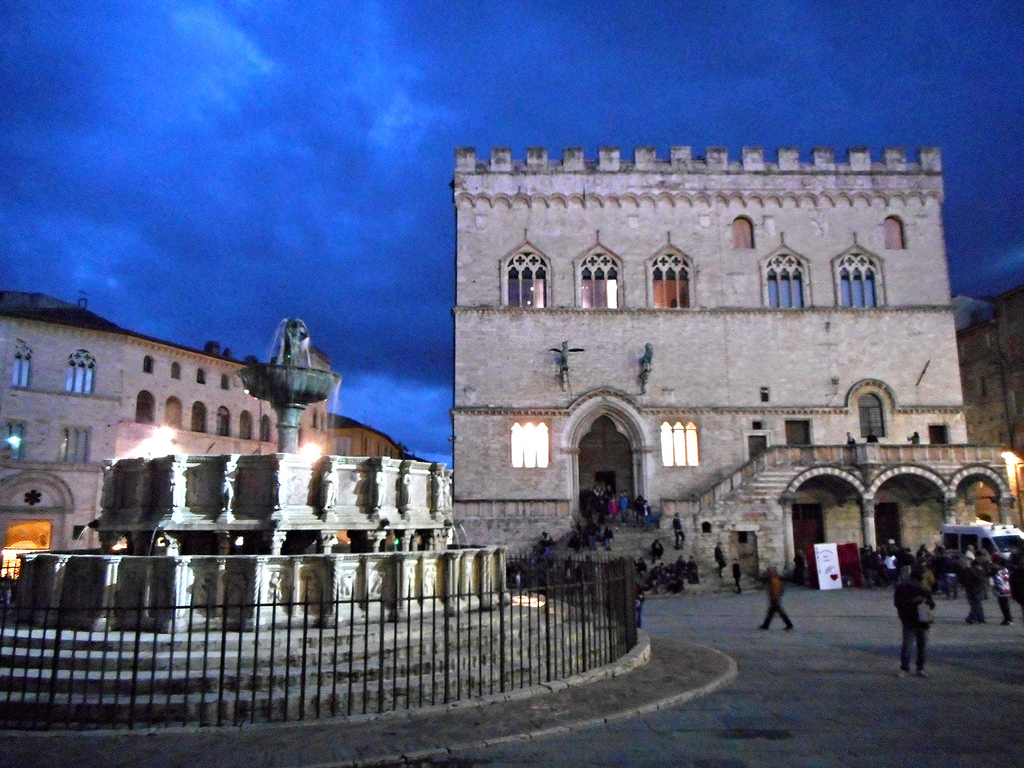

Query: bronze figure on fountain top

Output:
[238, 319, 342, 453]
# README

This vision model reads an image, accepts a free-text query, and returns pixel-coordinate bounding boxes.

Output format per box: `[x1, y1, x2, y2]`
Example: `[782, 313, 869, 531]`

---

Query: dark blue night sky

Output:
[2, 1, 1022, 463]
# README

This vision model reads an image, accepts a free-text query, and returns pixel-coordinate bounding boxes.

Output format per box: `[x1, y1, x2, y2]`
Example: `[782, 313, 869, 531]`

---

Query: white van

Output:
[941, 523, 1024, 556]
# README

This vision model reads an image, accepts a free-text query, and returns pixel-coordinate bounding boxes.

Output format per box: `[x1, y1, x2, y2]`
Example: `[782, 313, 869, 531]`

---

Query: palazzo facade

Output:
[451, 145, 1016, 572]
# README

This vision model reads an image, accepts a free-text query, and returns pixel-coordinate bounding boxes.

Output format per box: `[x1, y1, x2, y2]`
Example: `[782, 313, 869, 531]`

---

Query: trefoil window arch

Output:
[837, 252, 880, 308]
[765, 253, 806, 308]
[65, 350, 95, 394]
[506, 251, 548, 308]
[11, 341, 31, 388]
[579, 251, 620, 309]
[661, 422, 699, 467]
[651, 252, 691, 308]
[511, 422, 549, 468]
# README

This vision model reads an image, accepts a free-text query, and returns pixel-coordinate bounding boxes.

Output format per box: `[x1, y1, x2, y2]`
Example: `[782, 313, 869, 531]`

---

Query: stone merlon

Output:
[453, 146, 942, 175]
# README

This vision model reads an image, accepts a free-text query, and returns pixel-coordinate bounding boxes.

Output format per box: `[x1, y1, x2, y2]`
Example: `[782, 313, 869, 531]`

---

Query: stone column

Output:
[270, 529, 287, 555]
[780, 497, 795, 571]
[999, 496, 1015, 525]
[860, 496, 876, 550]
[319, 531, 337, 553]
[943, 495, 958, 525]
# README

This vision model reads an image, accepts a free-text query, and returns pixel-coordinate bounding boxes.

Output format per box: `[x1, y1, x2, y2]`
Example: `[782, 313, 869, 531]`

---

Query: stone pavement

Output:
[3, 586, 1023, 767]
[460, 586, 1024, 767]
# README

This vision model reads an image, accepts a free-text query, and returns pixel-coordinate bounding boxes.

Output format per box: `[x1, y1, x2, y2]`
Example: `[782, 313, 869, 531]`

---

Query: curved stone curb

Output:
[0, 635, 736, 768]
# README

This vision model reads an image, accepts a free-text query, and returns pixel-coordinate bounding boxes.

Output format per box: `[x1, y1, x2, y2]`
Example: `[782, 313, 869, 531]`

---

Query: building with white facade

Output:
[0, 291, 330, 573]
[451, 145, 1015, 572]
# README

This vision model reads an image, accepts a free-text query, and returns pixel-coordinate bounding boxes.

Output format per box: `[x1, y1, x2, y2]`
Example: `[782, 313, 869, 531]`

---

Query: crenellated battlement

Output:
[454, 146, 942, 175]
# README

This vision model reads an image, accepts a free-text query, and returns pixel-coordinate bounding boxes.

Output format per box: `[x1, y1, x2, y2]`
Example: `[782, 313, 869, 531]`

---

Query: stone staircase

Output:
[549, 523, 759, 596]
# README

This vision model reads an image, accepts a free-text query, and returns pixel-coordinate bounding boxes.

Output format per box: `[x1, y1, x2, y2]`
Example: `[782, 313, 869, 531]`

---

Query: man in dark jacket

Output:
[894, 566, 936, 677]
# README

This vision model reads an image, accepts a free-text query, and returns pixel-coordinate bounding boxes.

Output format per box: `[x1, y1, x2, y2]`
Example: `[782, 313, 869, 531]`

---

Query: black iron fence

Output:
[0, 555, 635, 729]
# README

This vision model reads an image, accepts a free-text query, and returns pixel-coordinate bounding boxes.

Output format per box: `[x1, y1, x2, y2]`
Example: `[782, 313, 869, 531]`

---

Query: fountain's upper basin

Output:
[239, 364, 342, 407]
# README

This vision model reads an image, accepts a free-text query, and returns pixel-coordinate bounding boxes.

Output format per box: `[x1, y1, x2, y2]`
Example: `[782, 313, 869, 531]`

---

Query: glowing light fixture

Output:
[299, 443, 322, 460]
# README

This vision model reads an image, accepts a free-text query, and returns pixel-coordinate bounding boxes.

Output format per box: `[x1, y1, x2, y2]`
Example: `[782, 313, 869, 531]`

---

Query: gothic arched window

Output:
[661, 422, 699, 467]
[511, 422, 549, 468]
[651, 252, 691, 308]
[216, 406, 230, 436]
[579, 251, 620, 309]
[883, 216, 905, 249]
[764, 253, 806, 308]
[239, 410, 253, 440]
[858, 393, 885, 438]
[836, 252, 880, 308]
[135, 390, 156, 424]
[732, 217, 755, 249]
[170, 362, 181, 379]
[506, 251, 548, 308]
[191, 401, 207, 433]
[165, 397, 183, 429]
[65, 350, 95, 394]
[11, 342, 31, 388]
[142, 355, 154, 374]
[196, 368, 206, 385]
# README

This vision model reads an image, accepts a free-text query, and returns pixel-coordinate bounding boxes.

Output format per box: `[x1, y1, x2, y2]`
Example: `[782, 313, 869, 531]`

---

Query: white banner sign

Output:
[814, 543, 842, 590]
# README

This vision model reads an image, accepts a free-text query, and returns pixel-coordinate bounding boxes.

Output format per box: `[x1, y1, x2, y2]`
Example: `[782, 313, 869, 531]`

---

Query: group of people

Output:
[635, 554, 701, 595]
[578, 486, 653, 528]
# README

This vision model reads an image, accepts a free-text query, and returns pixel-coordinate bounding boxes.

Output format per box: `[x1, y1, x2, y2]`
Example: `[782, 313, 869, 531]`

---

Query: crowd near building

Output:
[450, 145, 1020, 572]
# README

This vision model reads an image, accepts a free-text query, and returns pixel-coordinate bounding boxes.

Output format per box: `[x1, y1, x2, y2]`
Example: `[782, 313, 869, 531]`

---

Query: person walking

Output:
[732, 559, 742, 594]
[672, 513, 685, 550]
[714, 542, 727, 579]
[993, 559, 1013, 625]
[893, 566, 935, 677]
[760, 568, 793, 630]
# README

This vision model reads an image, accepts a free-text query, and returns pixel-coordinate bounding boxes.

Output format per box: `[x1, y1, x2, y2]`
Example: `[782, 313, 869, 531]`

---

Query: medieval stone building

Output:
[451, 145, 1016, 572]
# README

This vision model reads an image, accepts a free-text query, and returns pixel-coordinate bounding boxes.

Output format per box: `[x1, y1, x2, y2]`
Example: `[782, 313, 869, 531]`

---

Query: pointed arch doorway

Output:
[578, 415, 635, 500]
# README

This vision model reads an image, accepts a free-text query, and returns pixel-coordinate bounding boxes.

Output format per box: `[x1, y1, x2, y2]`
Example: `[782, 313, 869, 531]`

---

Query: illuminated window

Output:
[506, 251, 548, 308]
[651, 252, 691, 308]
[511, 422, 549, 468]
[5, 422, 25, 460]
[170, 361, 181, 379]
[191, 401, 207, 433]
[883, 216, 905, 249]
[142, 355, 154, 374]
[59, 427, 90, 462]
[239, 410, 253, 440]
[135, 390, 155, 424]
[2, 520, 52, 579]
[11, 341, 31, 388]
[64, 349, 95, 394]
[732, 217, 754, 249]
[837, 252, 880, 308]
[165, 397, 183, 429]
[661, 422, 699, 467]
[579, 252, 620, 309]
[260, 415, 272, 442]
[765, 253, 806, 308]
[216, 406, 230, 436]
